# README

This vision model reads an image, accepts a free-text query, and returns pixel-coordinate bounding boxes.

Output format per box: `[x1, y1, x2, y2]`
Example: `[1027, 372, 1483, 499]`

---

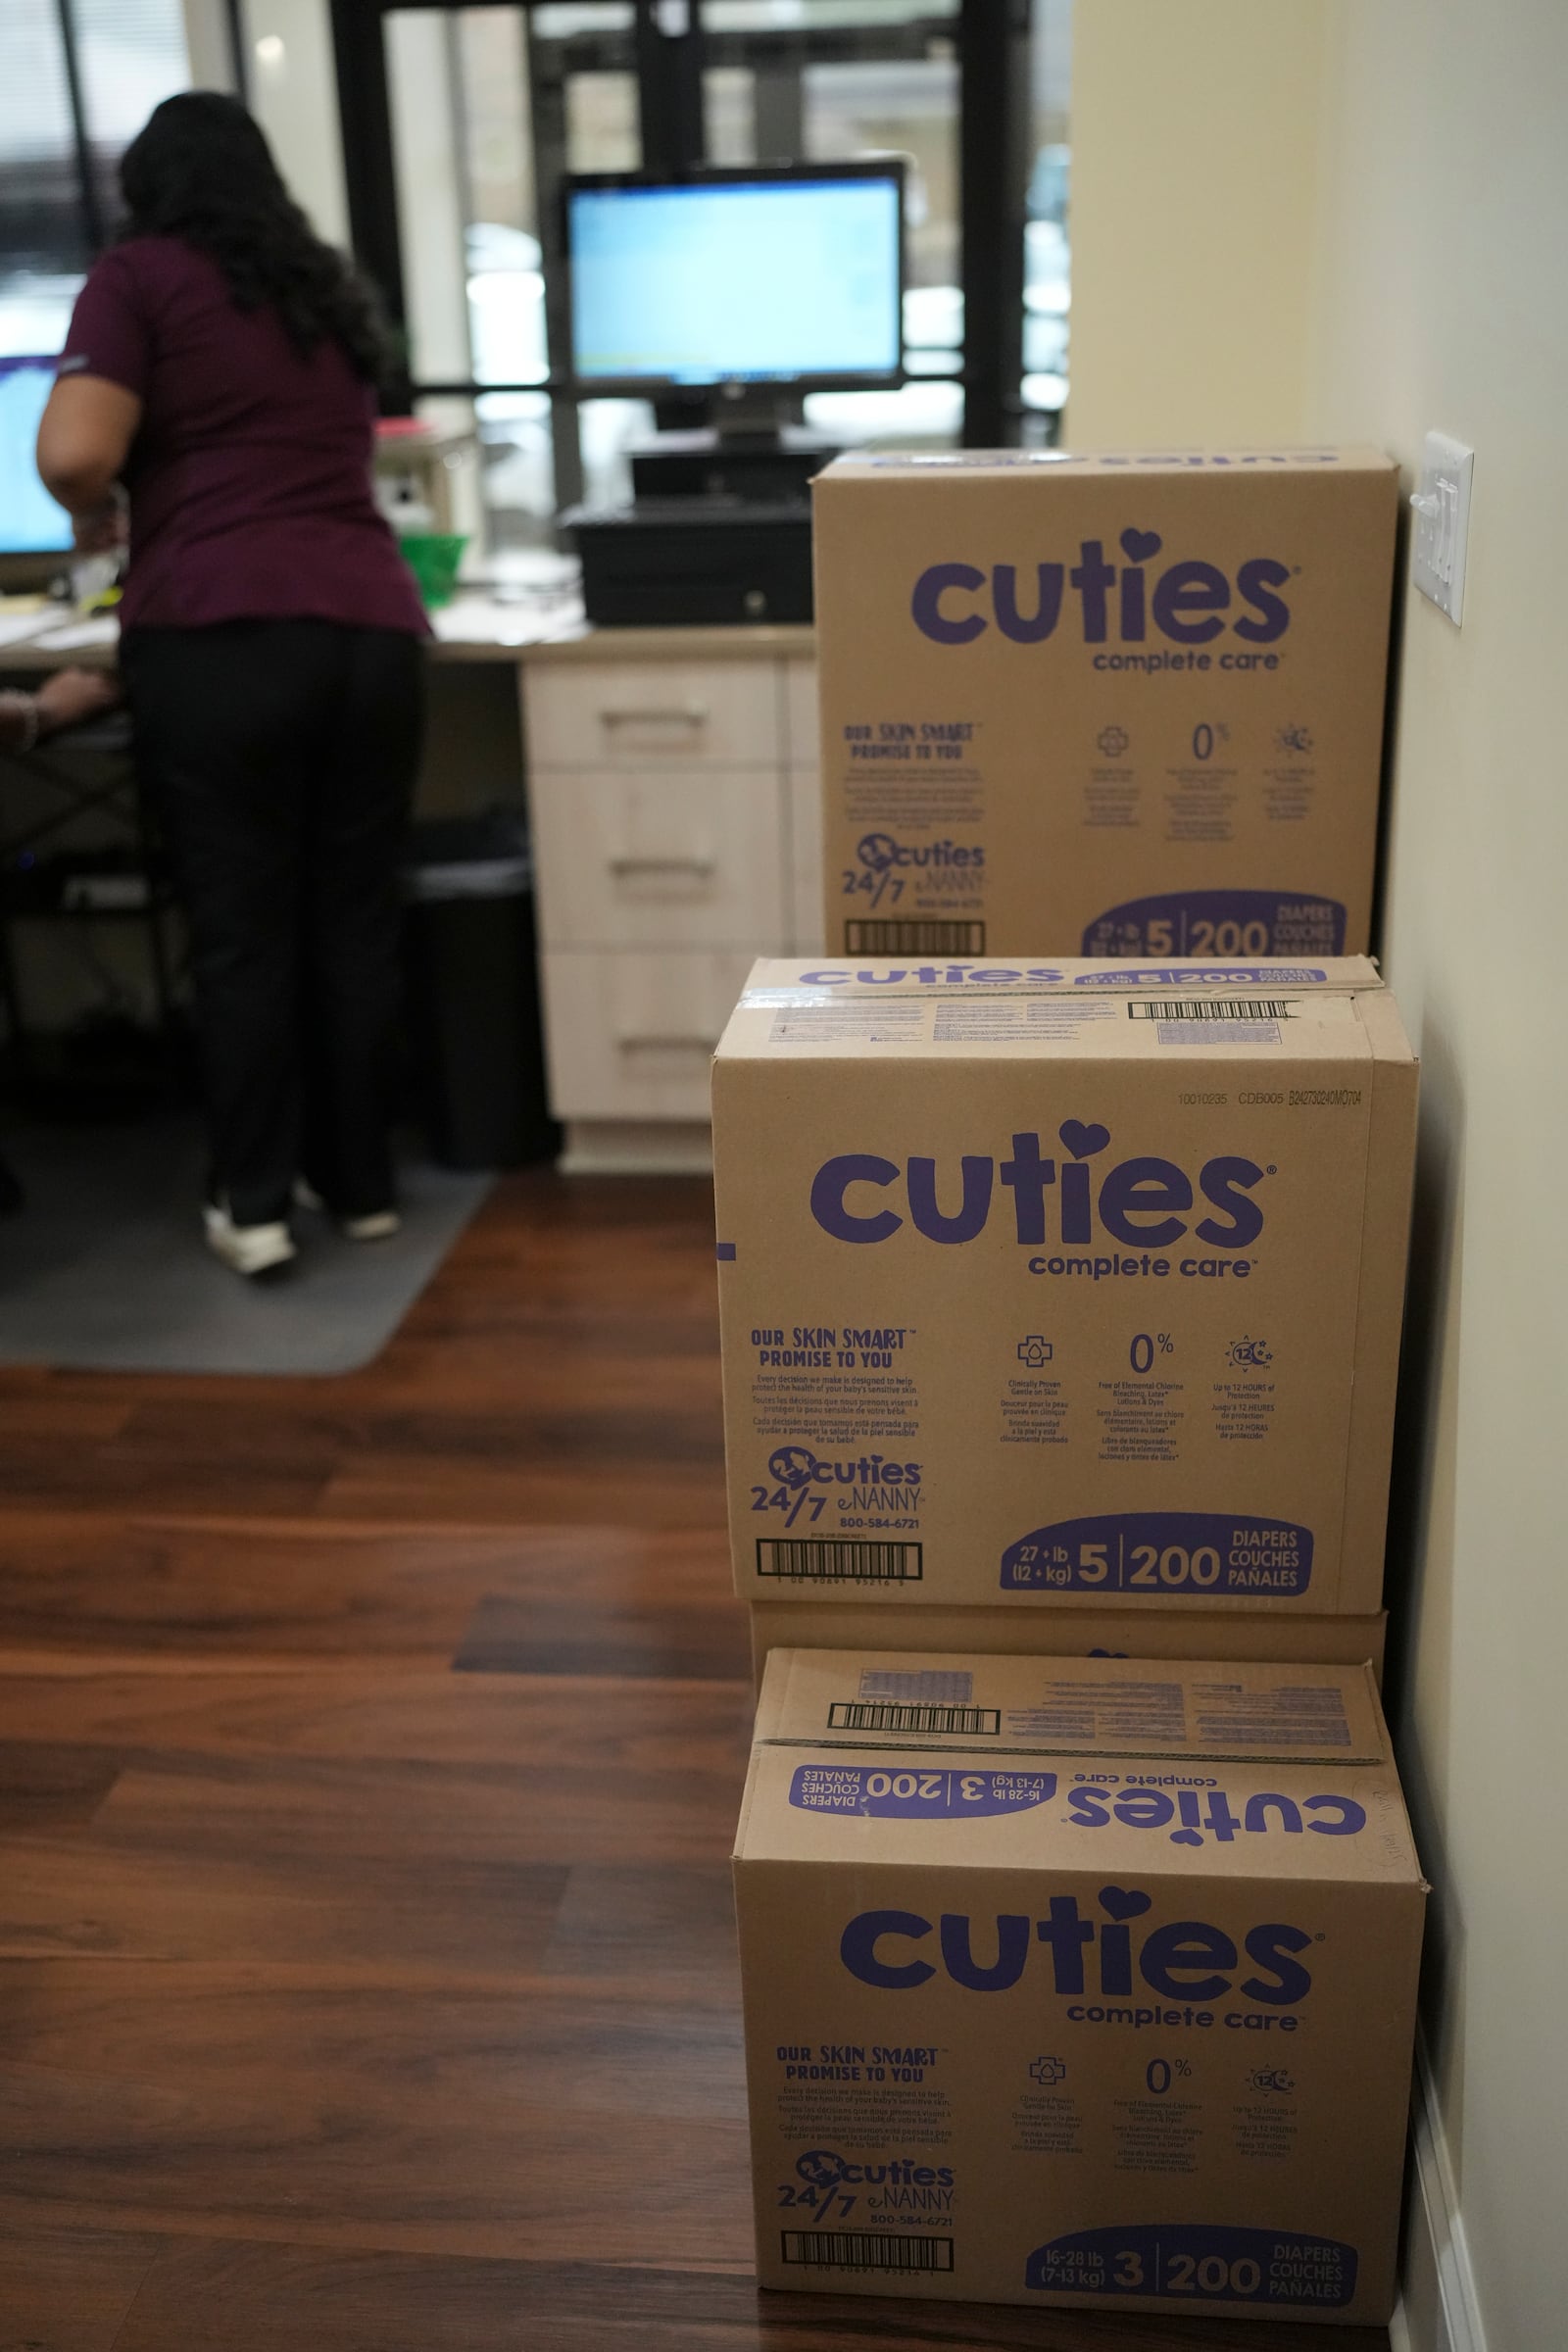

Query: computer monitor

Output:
[564, 163, 905, 397]
[0, 358, 72, 556]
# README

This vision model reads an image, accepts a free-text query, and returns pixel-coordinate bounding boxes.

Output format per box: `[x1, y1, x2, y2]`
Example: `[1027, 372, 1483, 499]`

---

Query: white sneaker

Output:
[341, 1208, 400, 1242]
[293, 1179, 397, 1240]
[204, 1201, 297, 1277]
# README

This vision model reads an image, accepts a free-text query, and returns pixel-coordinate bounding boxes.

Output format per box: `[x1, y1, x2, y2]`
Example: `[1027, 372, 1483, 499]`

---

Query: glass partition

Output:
[1023, 0, 1070, 440]
[0, 0, 93, 361]
[362, 0, 1068, 543]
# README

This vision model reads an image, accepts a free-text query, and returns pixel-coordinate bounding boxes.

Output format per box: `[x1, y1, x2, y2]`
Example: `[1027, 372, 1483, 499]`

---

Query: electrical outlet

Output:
[1410, 432, 1474, 624]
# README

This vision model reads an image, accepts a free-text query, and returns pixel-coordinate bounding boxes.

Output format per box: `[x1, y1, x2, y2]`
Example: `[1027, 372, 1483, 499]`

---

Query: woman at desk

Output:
[0, 670, 121, 756]
[0, 670, 123, 1214]
[36, 92, 427, 1278]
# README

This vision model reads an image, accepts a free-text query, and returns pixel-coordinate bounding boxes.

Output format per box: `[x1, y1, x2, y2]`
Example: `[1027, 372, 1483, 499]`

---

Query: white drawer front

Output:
[787, 765, 825, 954]
[783, 658, 819, 767]
[540, 949, 754, 1121]
[525, 660, 782, 770]
[530, 767, 787, 950]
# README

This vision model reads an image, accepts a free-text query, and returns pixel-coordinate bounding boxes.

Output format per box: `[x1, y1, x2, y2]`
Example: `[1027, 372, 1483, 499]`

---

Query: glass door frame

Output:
[329, 0, 1030, 519]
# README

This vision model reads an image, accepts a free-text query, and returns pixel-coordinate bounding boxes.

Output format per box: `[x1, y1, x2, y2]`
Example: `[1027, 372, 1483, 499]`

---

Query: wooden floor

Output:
[0, 1171, 1388, 2349]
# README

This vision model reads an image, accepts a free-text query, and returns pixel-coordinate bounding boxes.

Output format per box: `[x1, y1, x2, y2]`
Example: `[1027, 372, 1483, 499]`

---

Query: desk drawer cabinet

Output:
[540, 948, 754, 1121]
[783, 658, 818, 767]
[528, 766, 787, 950]
[522, 636, 816, 1170]
[524, 659, 781, 771]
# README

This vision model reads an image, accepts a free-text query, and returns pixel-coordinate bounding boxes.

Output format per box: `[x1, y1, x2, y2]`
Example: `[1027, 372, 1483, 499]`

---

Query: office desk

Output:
[0, 600, 822, 1172]
[0, 593, 588, 672]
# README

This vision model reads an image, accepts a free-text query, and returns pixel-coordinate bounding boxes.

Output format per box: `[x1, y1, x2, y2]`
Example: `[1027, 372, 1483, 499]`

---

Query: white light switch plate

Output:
[1410, 432, 1474, 624]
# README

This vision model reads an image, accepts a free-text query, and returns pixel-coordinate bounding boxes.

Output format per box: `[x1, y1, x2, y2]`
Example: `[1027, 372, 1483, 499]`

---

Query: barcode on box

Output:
[782, 2230, 955, 2274]
[1129, 998, 1295, 1020]
[757, 1539, 923, 1582]
[827, 1701, 1001, 1735]
[845, 918, 986, 954]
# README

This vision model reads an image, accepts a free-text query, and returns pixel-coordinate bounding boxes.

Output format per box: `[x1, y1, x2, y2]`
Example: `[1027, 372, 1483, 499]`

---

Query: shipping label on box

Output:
[713, 958, 1416, 1616]
[813, 449, 1397, 959]
[735, 1649, 1425, 2325]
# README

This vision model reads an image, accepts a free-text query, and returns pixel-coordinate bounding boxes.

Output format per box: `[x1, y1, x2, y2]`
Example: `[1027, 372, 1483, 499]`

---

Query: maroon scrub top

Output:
[60, 236, 428, 637]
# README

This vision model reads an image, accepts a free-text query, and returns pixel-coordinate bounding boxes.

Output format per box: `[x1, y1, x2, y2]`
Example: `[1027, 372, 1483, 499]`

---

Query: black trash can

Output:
[401, 814, 559, 1170]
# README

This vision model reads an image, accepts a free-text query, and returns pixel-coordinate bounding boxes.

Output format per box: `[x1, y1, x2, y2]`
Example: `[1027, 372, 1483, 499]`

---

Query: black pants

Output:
[123, 620, 424, 1227]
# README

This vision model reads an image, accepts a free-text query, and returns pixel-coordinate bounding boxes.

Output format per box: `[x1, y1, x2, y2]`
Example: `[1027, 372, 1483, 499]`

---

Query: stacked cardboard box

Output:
[811, 447, 1398, 962]
[734, 1646, 1425, 2326]
[712, 956, 1423, 2322]
[716, 448, 1420, 2324]
[714, 956, 1416, 1678]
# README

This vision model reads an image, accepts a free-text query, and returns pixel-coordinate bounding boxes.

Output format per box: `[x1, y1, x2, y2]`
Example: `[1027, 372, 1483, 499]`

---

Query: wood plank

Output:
[0, 1960, 746, 2119]
[0, 1396, 130, 1440]
[0, 1665, 752, 1772]
[84, 1746, 743, 1868]
[316, 1463, 725, 1528]
[0, 1518, 735, 1660]
[0, 1969, 754, 2263]
[453, 1590, 750, 1680]
[0, 1740, 122, 1834]
[542, 1864, 742, 1986]
[0, 1841, 569, 1970]
[0, 2222, 162, 2351]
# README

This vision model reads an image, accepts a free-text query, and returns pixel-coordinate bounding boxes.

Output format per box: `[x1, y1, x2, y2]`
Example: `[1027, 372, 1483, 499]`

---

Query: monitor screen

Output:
[0, 358, 71, 555]
[567, 169, 904, 390]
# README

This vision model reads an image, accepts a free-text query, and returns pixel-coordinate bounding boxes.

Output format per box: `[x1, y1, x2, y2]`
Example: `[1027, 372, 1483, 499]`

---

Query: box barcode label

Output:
[757, 1539, 923, 1582]
[827, 1701, 1001, 1735]
[845, 918, 986, 954]
[860, 1668, 974, 1703]
[782, 2230, 955, 2273]
[1129, 999, 1295, 1020]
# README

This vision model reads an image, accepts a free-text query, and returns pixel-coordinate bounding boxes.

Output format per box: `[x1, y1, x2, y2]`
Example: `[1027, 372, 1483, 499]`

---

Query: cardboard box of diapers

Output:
[734, 1647, 1425, 2325]
[712, 956, 1417, 1620]
[813, 447, 1397, 959]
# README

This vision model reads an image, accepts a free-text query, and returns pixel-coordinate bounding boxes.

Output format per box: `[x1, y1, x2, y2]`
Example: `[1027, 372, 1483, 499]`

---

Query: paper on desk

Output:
[428, 594, 585, 648]
[0, 610, 55, 649]
[31, 615, 121, 651]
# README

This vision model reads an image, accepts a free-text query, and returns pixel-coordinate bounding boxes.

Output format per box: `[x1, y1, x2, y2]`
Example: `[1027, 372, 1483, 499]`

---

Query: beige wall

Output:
[1066, 0, 1329, 446]
[1309, 5, 1568, 2348]
[1071, 6, 1567, 2344]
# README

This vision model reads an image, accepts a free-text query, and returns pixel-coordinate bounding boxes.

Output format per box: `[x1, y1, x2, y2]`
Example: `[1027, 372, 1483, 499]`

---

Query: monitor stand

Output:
[627, 388, 839, 509]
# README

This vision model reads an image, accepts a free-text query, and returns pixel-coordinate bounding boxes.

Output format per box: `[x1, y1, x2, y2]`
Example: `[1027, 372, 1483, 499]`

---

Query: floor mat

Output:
[0, 1111, 493, 1375]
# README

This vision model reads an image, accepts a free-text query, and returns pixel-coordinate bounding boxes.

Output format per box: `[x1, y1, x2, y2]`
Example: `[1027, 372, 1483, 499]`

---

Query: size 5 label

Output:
[1000, 1511, 1313, 1596]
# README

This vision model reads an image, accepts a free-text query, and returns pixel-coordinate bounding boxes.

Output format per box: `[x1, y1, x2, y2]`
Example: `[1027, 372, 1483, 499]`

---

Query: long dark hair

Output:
[119, 91, 393, 384]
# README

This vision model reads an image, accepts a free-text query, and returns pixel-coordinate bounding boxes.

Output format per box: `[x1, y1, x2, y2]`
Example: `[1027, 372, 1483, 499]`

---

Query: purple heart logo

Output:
[1059, 1121, 1110, 1160]
[1098, 1886, 1152, 1922]
[1120, 527, 1162, 564]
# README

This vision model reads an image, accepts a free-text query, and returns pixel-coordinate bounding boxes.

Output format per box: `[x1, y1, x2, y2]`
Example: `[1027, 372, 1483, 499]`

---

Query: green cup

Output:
[400, 532, 469, 610]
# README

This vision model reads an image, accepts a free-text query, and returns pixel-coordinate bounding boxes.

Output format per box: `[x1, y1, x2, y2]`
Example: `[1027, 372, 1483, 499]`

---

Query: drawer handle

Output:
[607, 855, 716, 877]
[616, 1033, 718, 1054]
[600, 705, 710, 727]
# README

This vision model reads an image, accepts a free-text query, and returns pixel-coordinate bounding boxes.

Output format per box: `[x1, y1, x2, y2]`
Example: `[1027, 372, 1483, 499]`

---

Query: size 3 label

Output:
[1026, 2223, 1357, 2309]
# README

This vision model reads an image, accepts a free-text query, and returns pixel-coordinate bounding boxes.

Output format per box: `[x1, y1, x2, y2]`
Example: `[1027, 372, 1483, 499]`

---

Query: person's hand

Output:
[72, 499, 126, 555]
[33, 667, 122, 737]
